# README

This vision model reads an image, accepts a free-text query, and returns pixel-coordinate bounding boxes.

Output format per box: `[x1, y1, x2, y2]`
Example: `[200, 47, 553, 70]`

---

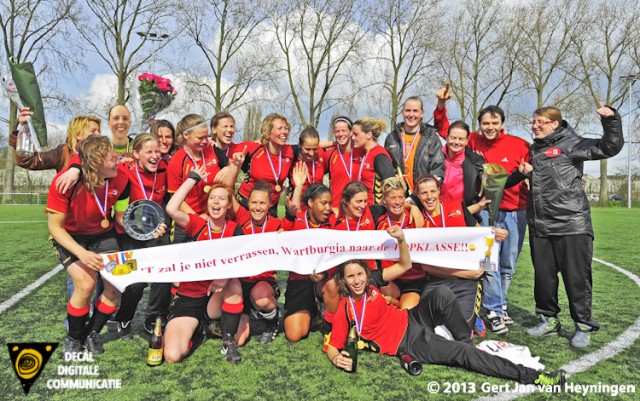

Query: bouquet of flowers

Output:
[137, 72, 177, 132]
[1, 74, 41, 156]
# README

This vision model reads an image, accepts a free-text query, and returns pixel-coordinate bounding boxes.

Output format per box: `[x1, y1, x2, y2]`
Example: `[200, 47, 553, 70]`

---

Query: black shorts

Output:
[284, 279, 317, 318]
[167, 293, 210, 322]
[241, 280, 280, 315]
[392, 277, 428, 295]
[423, 276, 482, 329]
[49, 230, 120, 268]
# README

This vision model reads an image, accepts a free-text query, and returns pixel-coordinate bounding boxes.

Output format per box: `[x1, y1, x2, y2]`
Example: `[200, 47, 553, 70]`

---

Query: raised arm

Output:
[166, 165, 208, 228]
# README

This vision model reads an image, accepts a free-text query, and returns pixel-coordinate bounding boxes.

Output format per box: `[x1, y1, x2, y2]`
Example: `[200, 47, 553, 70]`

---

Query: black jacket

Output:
[460, 147, 485, 226]
[528, 111, 623, 237]
[385, 122, 445, 185]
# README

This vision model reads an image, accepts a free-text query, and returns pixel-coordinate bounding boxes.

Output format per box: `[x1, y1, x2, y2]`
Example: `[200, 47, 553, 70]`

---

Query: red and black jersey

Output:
[290, 147, 326, 210]
[323, 146, 364, 210]
[234, 207, 282, 281]
[213, 141, 248, 159]
[282, 210, 333, 280]
[177, 216, 243, 298]
[329, 285, 408, 356]
[423, 201, 467, 228]
[357, 144, 395, 205]
[46, 168, 130, 236]
[238, 142, 295, 207]
[120, 159, 168, 205]
[375, 213, 425, 281]
[167, 145, 229, 214]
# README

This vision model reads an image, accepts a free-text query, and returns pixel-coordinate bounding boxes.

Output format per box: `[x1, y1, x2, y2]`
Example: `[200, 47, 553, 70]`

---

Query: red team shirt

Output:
[357, 144, 393, 205]
[46, 169, 130, 235]
[375, 212, 425, 281]
[176, 216, 242, 298]
[323, 146, 364, 210]
[234, 207, 282, 281]
[423, 201, 467, 228]
[167, 145, 228, 214]
[121, 160, 168, 205]
[329, 285, 408, 355]
[239, 142, 295, 207]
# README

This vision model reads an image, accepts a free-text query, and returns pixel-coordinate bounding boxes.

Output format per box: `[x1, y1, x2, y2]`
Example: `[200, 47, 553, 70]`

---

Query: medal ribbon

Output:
[425, 203, 445, 228]
[346, 216, 362, 232]
[134, 163, 157, 201]
[305, 160, 316, 184]
[337, 145, 353, 179]
[348, 293, 367, 336]
[358, 143, 378, 182]
[184, 146, 208, 183]
[387, 212, 406, 229]
[207, 220, 227, 240]
[250, 215, 268, 234]
[92, 180, 109, 220]
[266, 147, 282, 186]
[401, 129, 420, 162]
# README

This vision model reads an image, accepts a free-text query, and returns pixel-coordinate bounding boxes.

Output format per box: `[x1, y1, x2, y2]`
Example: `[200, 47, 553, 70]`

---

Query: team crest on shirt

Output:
[285, 157, 290, 162]
[105, 251, 137, 276]
[544, 148, 561, 158]
[448, 209, 462, 217]
[111, 189, 119, 196]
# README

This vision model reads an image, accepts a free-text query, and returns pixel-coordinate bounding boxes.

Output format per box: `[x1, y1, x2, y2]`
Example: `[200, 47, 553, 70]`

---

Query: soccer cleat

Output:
[258, 320, 279, 344]
[143, 321, 154, 336]
[474, 316, 487, 338]
[64, 336, 84, 354]
[570, 324, 591, 349]
[116, 320, 133, 340]
[534, 369, 566, 390]
[527, 315, 561, 337]
[84, 331, 105, 354]
[221, 335, 242, 363]
[486, 311, 508, 335]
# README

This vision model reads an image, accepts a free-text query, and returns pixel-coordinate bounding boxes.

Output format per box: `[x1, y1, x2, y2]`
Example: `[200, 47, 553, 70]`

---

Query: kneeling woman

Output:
[47, 136, 129, 354]
[327, 227, 564, 385]
[165, 166, 245, 364]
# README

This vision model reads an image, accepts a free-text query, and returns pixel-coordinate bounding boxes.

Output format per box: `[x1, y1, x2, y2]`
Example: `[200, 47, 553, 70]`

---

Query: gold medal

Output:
[101, 218, 109, 228]
[275, 184, 282, 192]
[357, 340, 366, 350]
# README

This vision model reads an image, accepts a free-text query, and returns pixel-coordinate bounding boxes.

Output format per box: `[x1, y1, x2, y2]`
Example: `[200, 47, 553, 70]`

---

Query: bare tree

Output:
[366, 0, 446, 128]
[0, 0, 77, 203]
[571, 0, 639, 206]
[242, 103, 263, 141]
[74, 0, 179, 106]
[441, 0, 522, 131]
[178, 0, 274, 114]
[272, 0, 367, 127]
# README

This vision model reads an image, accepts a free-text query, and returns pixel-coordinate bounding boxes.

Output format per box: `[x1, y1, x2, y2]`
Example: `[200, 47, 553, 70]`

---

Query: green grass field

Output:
[0, 206, 638, 401]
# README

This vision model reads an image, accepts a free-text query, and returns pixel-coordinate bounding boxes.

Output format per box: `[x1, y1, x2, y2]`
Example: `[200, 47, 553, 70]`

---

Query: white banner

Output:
[100, 227, 499, 292]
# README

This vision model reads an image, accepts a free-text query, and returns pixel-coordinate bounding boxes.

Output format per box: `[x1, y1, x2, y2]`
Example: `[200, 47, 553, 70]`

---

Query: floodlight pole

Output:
[621, 73, 640, 209]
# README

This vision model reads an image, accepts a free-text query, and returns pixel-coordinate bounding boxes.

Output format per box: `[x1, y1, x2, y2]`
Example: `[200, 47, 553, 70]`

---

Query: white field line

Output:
[471, 257, 640, 401]
[0, 264, 64, 315]
[0, 221, 47, 224]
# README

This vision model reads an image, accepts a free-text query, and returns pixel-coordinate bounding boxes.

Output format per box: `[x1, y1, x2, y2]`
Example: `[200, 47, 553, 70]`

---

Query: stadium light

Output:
[621, 73, 640, 209]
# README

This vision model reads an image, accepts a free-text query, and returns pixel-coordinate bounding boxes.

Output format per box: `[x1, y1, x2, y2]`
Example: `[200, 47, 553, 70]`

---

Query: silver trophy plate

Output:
[123, 200, 165, 241]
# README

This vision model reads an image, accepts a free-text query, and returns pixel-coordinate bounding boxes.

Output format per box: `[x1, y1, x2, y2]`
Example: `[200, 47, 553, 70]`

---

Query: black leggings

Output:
[398, 286, 540, 384]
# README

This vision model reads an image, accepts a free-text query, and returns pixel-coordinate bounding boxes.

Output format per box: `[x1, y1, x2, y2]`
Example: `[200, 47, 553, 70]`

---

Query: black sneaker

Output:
[221, 336, 242, 363]
[143, 321, 154, 336]
[64, 336, 84, 354]
[534, 369, 566, 391]
[258, 322, 279, 344]
[84, 331, 105, 354]
[117, 320, 133, 340]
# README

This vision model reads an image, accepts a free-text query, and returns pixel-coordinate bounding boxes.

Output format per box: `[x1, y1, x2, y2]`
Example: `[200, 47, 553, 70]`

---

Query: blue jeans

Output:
[481, 209, 527, 316]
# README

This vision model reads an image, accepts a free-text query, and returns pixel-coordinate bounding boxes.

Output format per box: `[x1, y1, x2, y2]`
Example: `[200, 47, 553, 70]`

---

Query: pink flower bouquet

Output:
[138, 73, 177, 132]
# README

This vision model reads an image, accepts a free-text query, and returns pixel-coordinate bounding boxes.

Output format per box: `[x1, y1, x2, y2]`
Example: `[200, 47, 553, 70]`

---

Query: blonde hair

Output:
[80, 136, 114, 191]
[132, 133, 159, 153]
[175, 114, 206, 147]
[66, 115, 101, 151]
[354, 118, 388, 140]
[381, 176, 407, 197]
[533, 106, 562, 124]
[260, 113, 290, 147]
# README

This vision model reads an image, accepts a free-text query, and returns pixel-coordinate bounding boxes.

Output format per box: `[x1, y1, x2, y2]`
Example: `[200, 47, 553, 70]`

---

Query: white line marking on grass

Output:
[0, 264, 64, 315]
[471, 257, 640, 401]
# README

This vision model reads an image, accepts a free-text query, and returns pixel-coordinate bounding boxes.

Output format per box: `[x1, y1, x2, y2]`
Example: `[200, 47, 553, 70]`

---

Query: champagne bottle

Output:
[400, 353, 423, 376]
[147, 317, 163, 367]
[344, 321, 358, 373]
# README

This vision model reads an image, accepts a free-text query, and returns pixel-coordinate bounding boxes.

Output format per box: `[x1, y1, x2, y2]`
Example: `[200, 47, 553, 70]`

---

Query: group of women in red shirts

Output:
[41, 107, 558, 385]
